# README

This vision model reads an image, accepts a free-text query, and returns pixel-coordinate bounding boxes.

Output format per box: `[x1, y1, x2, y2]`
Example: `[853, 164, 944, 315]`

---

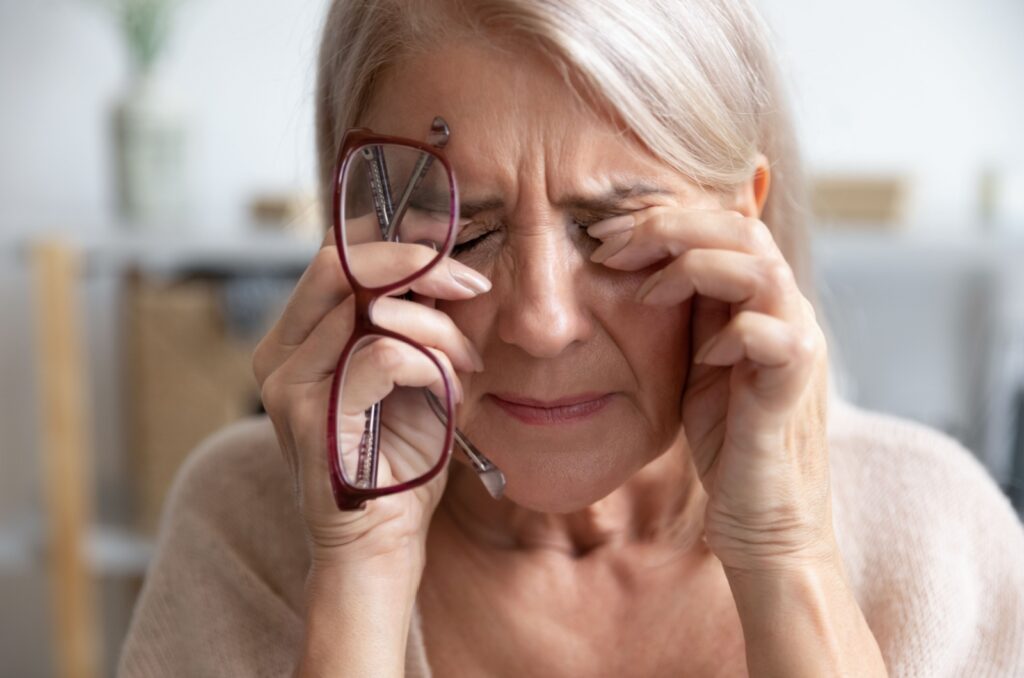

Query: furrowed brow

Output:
[455, 182, 671, 218]
[457, 197, 505, 217]
[558, 183, 672, 211]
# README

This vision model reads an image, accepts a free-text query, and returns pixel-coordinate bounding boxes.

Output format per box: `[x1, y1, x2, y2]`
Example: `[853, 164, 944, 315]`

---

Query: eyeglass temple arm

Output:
[365, 116, 449, 241]
[366, 145, 395, 235]
[383, 117, 450, 240]
[424, 390, 506, 500]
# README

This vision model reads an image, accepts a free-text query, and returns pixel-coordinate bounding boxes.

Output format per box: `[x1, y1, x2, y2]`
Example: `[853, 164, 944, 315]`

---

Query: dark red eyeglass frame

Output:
[325, 125, 461, 511]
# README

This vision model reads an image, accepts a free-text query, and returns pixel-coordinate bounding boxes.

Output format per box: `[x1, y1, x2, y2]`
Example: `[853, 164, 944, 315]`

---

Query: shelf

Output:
[0, 522, 153, 577]
[3, 227, 321, 277]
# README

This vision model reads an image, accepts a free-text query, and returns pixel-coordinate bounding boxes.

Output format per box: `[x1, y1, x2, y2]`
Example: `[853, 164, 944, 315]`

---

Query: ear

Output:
[728, 152, 771, 218]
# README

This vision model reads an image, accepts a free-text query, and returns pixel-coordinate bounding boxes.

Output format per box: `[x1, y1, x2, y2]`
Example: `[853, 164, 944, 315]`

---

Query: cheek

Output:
[618, 295, 693, 405]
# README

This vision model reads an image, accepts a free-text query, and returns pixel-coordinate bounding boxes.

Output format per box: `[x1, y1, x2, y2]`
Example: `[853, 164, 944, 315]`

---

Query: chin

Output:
[489, 445, 650, 513]
[454, 397, 675, 513]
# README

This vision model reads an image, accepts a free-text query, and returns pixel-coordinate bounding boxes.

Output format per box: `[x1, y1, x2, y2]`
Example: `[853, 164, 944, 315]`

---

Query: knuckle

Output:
[761, 258, 794, 290]
[252, 340, 270, 386]
[678, 247, 703, 271]
[740, 217, 773, 251]
[370, 339, 406, 372]
[260, 372, 286, 416]
[733, 309, 757, 332]
[791, 329, 819, 359]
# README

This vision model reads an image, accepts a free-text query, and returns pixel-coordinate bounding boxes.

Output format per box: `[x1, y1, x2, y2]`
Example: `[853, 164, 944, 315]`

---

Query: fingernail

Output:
[590, 230, 633, 263]
[451, 266, 492, 294]
[633, 269, 664, 302]
[464, 338, 485, 372]
[587, 214, 635, 239]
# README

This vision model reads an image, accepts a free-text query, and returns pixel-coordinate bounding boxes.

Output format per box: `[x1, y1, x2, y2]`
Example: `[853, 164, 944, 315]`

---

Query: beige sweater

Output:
[118, 397, 1024, 677]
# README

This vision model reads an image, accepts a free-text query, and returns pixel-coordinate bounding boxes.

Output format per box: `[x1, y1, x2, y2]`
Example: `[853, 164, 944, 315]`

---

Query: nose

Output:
[495, 224, 595, 359]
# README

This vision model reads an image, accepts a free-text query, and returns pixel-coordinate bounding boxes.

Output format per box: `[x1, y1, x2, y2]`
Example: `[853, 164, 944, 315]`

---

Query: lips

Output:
[489, 392, 614, 425]
[490, 392, 610, 408]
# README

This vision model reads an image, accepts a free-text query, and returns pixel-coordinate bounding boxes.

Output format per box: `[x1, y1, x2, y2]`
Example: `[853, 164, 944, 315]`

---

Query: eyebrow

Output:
[456, 182, 673, 218]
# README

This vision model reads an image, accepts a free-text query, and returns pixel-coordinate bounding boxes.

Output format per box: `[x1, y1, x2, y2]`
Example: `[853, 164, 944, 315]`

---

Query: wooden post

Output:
[31, 240, 100, 678]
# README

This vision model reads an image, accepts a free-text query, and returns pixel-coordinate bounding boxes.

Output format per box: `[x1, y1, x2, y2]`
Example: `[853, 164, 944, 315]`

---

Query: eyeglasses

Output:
[326, 116, 506, 511]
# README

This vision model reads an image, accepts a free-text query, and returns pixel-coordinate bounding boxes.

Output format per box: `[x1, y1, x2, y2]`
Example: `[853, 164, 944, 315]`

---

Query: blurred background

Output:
[1, 0, 1023, 675]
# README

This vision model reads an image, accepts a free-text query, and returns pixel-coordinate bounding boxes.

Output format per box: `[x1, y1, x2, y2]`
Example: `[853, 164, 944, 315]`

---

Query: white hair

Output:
[315, 0, 814, 301]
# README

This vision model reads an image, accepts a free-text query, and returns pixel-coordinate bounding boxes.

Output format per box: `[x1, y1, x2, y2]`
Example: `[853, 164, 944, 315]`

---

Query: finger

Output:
[589, 206, 783, 271]
[280, 240, 487, 346]
[279, 225, 354, 352]
[254, 242, 489, 385]
[369, 297, 484, 374]
[634, 249, 801, 320]
[694, 310, 821, 405]
[687, 293, 731, 382]
[274, 238, 350, 348]
[278, 295, 483, 385]
[339, 337, 462, 414]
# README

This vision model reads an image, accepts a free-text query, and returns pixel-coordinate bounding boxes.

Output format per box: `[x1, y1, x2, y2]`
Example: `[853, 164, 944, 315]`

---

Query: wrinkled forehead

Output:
[357, 42, 701, 206]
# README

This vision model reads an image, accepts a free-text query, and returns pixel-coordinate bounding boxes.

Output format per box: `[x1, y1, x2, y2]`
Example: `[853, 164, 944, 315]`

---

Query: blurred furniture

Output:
[15, 230, 315, 678]
[127, 275, 263, 532]
[811, 227, 1024, 495]
[31, 241, 101, 678]
[810, 174, 910, 225]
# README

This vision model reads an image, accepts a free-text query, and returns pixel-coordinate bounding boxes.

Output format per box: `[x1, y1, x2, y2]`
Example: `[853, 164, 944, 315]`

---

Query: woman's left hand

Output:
[588, 206, 833, 574]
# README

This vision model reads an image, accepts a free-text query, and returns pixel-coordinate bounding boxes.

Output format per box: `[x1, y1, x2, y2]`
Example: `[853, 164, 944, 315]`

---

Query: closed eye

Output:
[450, 210, 633, 257]
[451, 233, 488, 255]
[451, 220, 500, 256]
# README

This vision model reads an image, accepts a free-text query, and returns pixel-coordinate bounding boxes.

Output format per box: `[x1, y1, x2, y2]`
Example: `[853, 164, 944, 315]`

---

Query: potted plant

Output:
[93, 0, 189, 227]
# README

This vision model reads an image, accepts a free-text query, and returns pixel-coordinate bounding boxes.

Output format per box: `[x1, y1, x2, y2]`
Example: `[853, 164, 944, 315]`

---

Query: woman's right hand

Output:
[252, 226, 490, 573]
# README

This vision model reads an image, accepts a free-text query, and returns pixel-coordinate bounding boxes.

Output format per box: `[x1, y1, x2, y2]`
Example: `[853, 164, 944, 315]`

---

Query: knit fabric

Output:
[117, 397, 1024, 677]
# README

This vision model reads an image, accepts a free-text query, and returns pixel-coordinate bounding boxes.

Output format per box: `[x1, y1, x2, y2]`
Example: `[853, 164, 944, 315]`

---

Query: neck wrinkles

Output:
[438, 433, 707, 558]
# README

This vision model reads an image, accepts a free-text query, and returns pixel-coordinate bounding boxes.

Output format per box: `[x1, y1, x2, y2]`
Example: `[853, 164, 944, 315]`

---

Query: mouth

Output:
[488, 392, 615, 426]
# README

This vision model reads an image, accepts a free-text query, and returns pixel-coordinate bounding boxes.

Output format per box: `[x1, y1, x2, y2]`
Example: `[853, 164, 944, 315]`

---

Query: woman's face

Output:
[360, 41, 729, 512]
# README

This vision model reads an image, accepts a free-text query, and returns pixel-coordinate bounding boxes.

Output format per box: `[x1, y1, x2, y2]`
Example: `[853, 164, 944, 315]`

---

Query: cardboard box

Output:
[125, 274, 262, 534]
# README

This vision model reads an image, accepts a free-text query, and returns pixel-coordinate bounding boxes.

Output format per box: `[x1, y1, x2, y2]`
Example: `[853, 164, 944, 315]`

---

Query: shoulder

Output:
[826, 396, 1021, 547]
[160, 414, 309, 590]
[119, 416, 309, 677]
[168, 414, 291, 516]
[827, 397, 1024, 675]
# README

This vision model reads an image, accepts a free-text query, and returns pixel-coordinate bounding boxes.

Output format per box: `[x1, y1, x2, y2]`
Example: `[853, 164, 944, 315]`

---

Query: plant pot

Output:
[113, 74, 188, 228]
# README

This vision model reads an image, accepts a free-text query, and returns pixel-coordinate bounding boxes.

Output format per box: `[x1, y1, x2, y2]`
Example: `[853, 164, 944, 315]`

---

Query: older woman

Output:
[118, 0, 1024, 676]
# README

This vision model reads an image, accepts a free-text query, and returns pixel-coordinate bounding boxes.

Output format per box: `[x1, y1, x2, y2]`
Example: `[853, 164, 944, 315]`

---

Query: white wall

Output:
[759, 0, 1024, 229]
[2, 0, 1023, 238]
[0, 0, 329, 237]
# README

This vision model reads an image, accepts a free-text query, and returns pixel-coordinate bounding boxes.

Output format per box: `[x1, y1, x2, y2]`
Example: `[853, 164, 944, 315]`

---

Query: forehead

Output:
[358, 41, 699, 202]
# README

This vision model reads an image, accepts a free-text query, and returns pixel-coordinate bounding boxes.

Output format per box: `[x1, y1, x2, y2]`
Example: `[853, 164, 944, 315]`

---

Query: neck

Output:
[438, 430, 707, 558]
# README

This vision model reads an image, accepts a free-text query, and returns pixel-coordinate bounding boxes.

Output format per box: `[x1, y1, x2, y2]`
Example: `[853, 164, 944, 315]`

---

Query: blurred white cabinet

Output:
[811, 228, 1024, 496]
